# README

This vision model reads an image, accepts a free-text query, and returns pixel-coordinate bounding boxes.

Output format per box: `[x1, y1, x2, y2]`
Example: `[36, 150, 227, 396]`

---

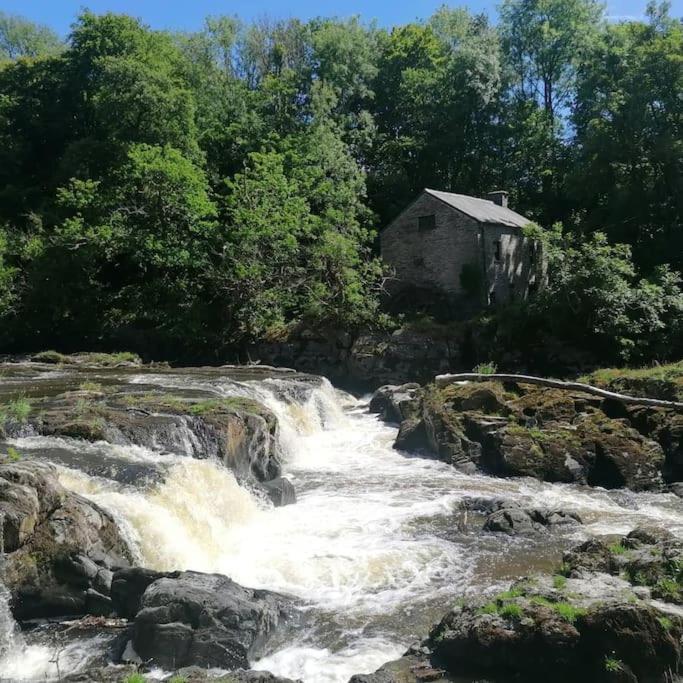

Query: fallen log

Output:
[434, 373, 683, 411]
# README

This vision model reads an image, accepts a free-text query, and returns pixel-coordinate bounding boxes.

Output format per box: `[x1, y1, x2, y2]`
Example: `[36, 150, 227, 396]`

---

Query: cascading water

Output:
[4, 368, 683, 682]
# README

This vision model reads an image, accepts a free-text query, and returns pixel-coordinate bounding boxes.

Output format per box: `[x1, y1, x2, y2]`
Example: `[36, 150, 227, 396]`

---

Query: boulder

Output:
[483, 506, 582, 535]
[129, 570, 291, 670]
[261, 477, 296, 506]
[63, 665, 300, 683]
[369, 384, 422, 423]
[413, 382, 667, 491]
[0, 461, 132, 620]
[429, 579, 682, 682]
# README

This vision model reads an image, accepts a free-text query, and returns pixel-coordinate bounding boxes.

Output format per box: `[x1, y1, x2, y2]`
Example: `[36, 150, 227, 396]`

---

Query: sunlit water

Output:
[2, 369, 683, 682]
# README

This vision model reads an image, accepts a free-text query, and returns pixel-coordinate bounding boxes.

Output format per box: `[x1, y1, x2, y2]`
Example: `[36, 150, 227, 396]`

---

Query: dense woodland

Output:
[0, 1, 681, 365]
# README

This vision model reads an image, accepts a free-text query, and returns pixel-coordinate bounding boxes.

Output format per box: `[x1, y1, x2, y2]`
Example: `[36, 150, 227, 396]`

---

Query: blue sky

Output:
[2, 0, 680, 36]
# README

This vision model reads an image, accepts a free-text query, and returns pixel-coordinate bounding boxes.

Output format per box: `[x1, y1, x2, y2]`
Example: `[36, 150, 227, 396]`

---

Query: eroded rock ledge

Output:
[352, 525, 683, 683]
[372, 380, 683, 491]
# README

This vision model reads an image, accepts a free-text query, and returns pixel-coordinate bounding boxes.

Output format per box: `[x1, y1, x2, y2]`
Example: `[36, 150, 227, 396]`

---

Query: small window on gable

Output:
[494, 240, 502, 261]
[418, 214, 436, 231]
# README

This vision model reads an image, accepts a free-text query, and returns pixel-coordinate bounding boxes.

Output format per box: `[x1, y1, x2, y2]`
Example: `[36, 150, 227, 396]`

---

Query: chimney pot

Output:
[486, 190, 509, 208]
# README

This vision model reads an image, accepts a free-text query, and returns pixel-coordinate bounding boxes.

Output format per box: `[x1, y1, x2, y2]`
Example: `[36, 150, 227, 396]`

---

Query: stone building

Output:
[381, 188, 542, 315]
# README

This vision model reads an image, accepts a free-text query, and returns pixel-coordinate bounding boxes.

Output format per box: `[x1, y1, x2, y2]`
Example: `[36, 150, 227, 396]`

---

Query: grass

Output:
[604, 656, 624, 673]
[608, 542, 628, 555]
[658, 616, 674, 632]
[473, 361, 498, 375]
[0, 398, 32, 426]
[168, 677, 187, 683]
[654, 577, 680, 600]
[552, 602, 586, 623]
[553, 575, 568, 590]
[580, 360, 683, 400]
[79, 381, 103, 392]
[122, 674, 146, 683]
[499, 602, 523, 619]
[32, 350, 74, 364]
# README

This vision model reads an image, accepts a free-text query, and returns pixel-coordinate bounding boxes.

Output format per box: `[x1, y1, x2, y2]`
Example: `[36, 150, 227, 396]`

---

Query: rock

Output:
[394, 418, 429, 452]
[369, 384, 422, 423]
[130, 570, 291, 670]
[348, 652, 448, 682]
[110, 567, 177, 619]
[483, 506, 582, 535]
[261, 477, 296, 506]
[563, 539, 615, 575]
[413, 381, 667, 491]
[0, 461, 132, 620]
[24, 390, 283, 484]
[429, 580, 682, 682]
[624, 525, 675, 547]
[484, 507, 544, 534]
[62, 665, 299, 683]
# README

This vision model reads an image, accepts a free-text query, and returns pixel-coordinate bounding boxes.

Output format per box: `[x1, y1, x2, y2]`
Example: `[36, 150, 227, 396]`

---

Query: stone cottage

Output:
[381, 188, 542, 314]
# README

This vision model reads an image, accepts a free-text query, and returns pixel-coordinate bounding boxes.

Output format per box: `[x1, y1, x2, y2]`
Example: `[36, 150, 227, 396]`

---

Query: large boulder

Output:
[369, 384, 422, 423]
[0, 461, 132, 620]
[123, 570, 291, 670]
[483, 505, 582, 535]
[409, 382, 667, 491]
[429, 575, 683, 682]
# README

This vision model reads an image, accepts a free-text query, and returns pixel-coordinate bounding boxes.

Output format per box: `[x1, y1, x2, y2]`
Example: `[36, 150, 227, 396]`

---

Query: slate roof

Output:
[424, 188, 531, 228]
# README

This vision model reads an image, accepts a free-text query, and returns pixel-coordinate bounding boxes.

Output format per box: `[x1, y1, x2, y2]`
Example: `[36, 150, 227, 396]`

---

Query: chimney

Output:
[486, 190, 509, 208]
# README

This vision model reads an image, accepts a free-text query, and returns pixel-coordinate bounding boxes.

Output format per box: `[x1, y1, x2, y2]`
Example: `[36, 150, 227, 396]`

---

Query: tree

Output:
[569, 3, 683, 271]
[0, 12, 63, 60]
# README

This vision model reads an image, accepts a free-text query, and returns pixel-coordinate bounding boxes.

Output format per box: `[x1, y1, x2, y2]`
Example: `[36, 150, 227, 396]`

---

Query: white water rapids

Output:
[2, 370, 683, 682]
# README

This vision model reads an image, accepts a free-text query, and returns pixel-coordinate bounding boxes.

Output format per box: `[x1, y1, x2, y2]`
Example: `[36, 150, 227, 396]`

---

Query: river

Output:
[1, 366, 683, 682]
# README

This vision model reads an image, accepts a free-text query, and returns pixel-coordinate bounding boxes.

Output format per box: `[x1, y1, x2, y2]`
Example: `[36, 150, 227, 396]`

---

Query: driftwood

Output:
[434, 373, 683, 412]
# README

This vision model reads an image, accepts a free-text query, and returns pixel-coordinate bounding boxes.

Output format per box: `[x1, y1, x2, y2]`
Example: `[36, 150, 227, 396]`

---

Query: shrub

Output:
[608, 542, 627, 555]
[32, 350, 72, 364]
[5, 446, 21, 462]
[123, 674, 146, 683]
[658, 616, 674, 631]
[473, 361, 498, 375]
[604, 656, 623, 673]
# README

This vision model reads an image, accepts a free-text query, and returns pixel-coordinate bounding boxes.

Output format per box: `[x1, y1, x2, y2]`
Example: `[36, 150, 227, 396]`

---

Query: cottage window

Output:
[418, 214, 436, 231]
[494, 240, 502, 261]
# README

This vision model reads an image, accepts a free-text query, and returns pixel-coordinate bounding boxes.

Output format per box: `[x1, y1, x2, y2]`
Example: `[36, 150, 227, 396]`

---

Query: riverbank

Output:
[0, 356, 682, 682]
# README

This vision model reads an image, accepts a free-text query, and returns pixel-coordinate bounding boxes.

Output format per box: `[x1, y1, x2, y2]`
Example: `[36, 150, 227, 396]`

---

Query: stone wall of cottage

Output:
[381, 192, 540, 310]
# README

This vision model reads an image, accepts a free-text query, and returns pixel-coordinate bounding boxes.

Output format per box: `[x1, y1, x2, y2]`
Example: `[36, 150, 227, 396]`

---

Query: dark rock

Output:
[0, 461, 133, 621]
[130, 571, 291, 670]
[563, 539, 614, 575]
[414, 382, 667, 491]
[369, 384, 422, 423]
[483, 505, 582, 534]
[429, 583, 682, 682]
[62, 665, 300, 683]
[394, 418, 429, 452]
[348, 653, 448, 682]
[261, 477, 296, 506]
[111, 567, 177, 619]
[625, 525, 675, 548]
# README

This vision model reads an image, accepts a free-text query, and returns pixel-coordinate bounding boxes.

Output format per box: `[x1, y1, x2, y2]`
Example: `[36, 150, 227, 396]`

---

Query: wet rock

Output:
[429, 579, 682, 682]
[563, 539, 615, 575]
[25, 390, 283, 484]
[130, 570, 291, 670]
[0, 461, 132, 620]
[369, 384, 422, 423]
[110, 567, 177, 619]
[413, 381, 667, 491]
[261, 477, 296, 506]
[394, 417, 430, 452]
[63, 665, 300, 683]
[348, 652, 448, 682]
[483, 506, 582, 535]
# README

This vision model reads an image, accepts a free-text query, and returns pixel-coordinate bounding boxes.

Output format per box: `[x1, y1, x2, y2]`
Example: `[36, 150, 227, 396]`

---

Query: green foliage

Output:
[0, 12, 63, 60]
[552, 602, 586, 623]
[552, 575, 567, 590]
[4, 446, 21, 462]
[499, 602, 523, 619]
[657, 616, 674, 632]
[0, 4, 679, 365]
[604, 656, 624, 673]
[0, 398, 31, 424]
[473, 362, 498, 375]
[609, 543, 628, 556]
[122, 674, 146, 683]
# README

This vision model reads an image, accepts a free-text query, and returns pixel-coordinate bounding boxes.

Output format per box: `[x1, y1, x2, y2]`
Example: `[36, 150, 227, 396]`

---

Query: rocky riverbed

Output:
[0, 357, 682, 682]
